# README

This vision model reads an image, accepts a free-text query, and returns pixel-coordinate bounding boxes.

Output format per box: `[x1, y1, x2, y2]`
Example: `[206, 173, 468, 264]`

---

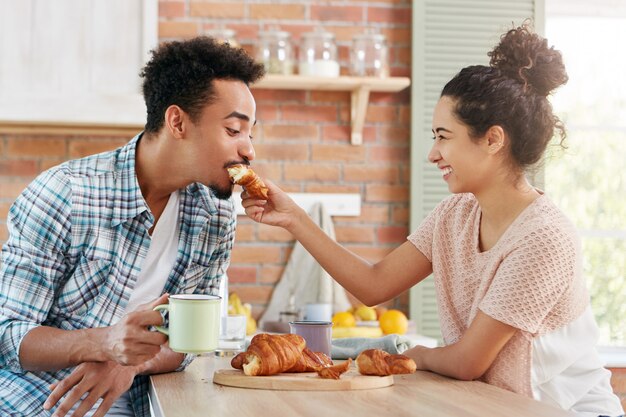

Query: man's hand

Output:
[43, 361, 137, 417]
[100, 294, 169, 366]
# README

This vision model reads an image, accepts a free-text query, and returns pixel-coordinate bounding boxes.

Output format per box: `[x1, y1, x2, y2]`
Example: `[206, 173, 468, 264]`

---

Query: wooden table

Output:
[149, 356, 576, 417]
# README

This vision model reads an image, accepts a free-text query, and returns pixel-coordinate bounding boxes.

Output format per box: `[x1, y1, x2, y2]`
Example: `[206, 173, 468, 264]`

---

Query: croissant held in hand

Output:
[356, 349, 417, 376]
[227, 164, 269, 200]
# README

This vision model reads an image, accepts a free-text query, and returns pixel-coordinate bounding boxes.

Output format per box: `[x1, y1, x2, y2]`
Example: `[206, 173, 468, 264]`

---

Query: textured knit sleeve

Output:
[479, 217, 581, 334]
[0, 167, 72, 372]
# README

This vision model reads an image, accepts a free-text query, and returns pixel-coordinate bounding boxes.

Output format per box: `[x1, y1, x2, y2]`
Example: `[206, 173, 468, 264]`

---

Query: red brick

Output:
[0, 180, 30, 199]
[159, 2, 185, 18]
[321, 125, 376, 143]
[366, 184, 409, 203]
[0, 160, 38, 177]
[378, 126, 410, 143]
[390, 67, 411, 77]
[262, 125, 318, 142]
[310, 91, 350, 103]
[305, 184, 361, 194]
[231, 246, 282, 263]
[395, 46, 412, 67]
[311, 144, 366, 162]
[281, 105, 338, 123]
[253, 143, 309, 161]
[365, 106, 398, 123]
[6, 137, 66, 157]
[0, 202, 12, 218]
[399, 105, 411, 124]
[311, 6, 364, 22]
[344, 165, 399, 183]
[253, 90, 306, 103]
[256, 104, 279, 122]
[227, 266, 257, 283]
[368, 145, 410, 163]
[245, 162, 281, 181]
[228, 285, 274, 304]
[158, 21, 199, 39]
[368, 6, 411, 25]
[259, 265, 284, 284]
[257, 224, 294, 242]
[273, 24, 315, 41]
[40, 158, 67, 172]
[250, 4, 305, 19]
[392, 206, 409, 223]
[335, 225, 375, 243]
[381, 27, 411, 44]
[189, 2, 245, 18]
[234, 223, 255, 242]
[68, 139, 128, 159]
[338, 204, 389, 224]
[284, 164, 340, 181]
[377, 225, 408, 243]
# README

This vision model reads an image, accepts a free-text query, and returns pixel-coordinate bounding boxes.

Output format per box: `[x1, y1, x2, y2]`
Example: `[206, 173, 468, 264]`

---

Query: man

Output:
[0, 37, 265, 416]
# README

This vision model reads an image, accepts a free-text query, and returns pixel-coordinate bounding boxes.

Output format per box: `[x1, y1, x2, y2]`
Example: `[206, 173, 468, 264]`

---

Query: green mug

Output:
[153, 294, 221, 354]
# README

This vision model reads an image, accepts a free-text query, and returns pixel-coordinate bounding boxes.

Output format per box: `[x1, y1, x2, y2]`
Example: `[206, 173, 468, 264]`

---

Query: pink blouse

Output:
[408, 193, 589, 396]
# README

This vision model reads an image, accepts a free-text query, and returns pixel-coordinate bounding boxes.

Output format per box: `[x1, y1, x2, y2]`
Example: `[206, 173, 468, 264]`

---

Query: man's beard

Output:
[210, 183, 234, 200]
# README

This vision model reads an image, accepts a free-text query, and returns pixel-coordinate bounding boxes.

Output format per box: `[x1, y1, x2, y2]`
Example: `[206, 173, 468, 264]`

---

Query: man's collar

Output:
[111, 133, 149, 227]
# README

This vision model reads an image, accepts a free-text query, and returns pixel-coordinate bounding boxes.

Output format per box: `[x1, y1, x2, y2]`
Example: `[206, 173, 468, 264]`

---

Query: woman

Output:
[241, 24, 624, 417]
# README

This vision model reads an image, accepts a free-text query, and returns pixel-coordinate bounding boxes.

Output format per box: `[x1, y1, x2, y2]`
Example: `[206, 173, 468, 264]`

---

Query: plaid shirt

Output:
[0, 133, 236, 416]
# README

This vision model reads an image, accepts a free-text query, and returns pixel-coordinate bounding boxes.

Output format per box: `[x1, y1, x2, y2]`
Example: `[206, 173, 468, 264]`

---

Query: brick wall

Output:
[0, 0, 412, 322]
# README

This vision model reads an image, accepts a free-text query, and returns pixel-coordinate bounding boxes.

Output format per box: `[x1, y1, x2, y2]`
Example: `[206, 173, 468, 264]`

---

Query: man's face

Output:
[186, 79, 257, 199]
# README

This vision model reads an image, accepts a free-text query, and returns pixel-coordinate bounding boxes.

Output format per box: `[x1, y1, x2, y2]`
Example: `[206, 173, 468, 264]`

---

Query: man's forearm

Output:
[19, 326, 108, 372]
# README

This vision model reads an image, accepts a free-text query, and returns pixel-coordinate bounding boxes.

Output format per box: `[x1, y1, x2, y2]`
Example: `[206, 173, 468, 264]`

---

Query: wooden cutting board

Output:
[213, 368, 394, 391]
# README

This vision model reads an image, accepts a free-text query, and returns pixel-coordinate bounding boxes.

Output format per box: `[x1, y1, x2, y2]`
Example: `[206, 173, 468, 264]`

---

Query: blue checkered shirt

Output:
[0, 133, 236, 416]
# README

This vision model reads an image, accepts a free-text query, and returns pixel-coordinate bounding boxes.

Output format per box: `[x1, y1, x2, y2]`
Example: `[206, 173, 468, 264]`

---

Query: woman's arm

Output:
[242, 181, 432, 305]
[405, 310, 517, 381]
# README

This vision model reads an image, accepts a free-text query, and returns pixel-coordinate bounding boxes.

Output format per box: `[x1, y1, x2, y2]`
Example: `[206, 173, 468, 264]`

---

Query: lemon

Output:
[379, 309, 408, 335]
[354, 305, 377, 321]
[332, 311, 356, 327]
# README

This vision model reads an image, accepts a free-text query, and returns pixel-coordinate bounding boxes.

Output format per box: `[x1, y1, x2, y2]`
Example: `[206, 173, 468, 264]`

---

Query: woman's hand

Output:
[240, 180, 303, 230]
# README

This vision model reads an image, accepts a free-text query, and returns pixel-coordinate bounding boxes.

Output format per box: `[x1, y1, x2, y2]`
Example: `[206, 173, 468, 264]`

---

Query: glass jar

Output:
[205, 27, 239, 47]
[350, 32, 389, 77]
[298, 30, 340, 77]
[256, 29, 294, 75]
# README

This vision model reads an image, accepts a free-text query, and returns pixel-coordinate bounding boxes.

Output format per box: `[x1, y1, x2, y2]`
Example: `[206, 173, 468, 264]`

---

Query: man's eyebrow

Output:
[224, 111, 257, 126]
[432, 127, 453, 134]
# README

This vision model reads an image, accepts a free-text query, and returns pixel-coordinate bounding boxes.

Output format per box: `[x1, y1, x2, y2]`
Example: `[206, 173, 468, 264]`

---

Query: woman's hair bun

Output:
[488, 22, 568, 96]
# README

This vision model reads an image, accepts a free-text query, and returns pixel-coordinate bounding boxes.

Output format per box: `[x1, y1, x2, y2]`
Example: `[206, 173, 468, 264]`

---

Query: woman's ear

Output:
[486, 125, 506, 155]
[164, 105, 186, 139]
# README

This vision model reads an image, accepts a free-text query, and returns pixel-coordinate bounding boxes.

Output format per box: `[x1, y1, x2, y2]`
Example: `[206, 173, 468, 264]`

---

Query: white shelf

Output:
[253, 74, 411, 145]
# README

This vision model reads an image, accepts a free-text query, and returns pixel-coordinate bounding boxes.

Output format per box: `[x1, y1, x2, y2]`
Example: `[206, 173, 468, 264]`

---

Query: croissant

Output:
[230, 333, 334, 376]
[355, 349, 417, 376]
[227, 164, 269, 200]
[316, 358, 352, 380]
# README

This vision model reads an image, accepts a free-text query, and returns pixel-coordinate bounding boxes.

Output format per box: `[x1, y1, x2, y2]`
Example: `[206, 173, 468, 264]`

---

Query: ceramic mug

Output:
[153, 294, 221, 354]
[289, 320, 332, 357]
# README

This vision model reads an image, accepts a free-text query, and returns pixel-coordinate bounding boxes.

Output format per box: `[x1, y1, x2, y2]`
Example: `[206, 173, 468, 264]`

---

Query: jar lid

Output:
[353, 32, 386, 42]
[259, 30, 290, 39]
[302, 30, 335, 40]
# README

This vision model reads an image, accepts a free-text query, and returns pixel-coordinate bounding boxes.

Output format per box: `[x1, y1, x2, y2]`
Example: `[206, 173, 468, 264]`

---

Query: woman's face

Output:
[428, 96, 494, 194]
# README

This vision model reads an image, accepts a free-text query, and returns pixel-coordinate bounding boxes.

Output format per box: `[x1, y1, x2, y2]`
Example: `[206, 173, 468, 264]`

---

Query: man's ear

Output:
[486, 125, 506, 155]
[164, 105, 186, 139]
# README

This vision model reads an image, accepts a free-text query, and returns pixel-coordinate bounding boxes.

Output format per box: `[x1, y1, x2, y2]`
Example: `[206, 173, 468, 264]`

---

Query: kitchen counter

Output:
[149, 355, 576, 417]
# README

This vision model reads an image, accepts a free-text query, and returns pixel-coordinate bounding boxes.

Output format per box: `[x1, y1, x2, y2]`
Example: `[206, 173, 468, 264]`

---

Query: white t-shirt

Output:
[532, 306, 624, 417]
[125, 190, 181, 313]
